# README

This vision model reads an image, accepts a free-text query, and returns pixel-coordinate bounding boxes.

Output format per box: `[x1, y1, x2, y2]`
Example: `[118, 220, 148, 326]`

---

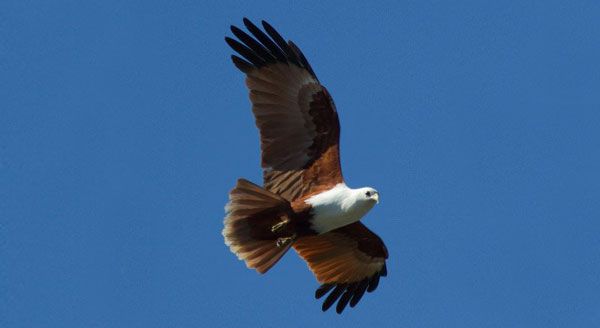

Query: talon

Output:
[276, 234, 296, 248]
[271, 217, 290, 232]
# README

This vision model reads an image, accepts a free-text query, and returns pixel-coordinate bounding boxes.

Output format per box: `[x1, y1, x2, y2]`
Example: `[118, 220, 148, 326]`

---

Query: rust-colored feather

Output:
[225, 18, 387, 314]
[227, 21, 344, 202]
[293, 222, 388, 312]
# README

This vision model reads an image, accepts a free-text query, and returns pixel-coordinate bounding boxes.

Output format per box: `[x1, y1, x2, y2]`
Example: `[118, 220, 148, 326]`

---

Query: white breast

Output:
[305, 183, 375, 234]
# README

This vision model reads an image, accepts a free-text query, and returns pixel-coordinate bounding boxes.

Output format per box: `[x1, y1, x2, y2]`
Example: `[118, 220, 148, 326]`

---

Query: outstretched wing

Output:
[293, 222, 388, 314]
[226, 18, 343, 202]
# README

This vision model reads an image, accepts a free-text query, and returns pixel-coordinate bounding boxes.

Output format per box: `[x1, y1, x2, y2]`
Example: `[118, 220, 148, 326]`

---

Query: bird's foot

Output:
[271, 218, 289, 233]
[276, 234, 296, 248]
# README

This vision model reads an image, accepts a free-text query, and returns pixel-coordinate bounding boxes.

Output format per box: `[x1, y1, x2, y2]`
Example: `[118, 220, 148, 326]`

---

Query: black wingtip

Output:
[225, 18, 317, 77]
[230, 25, 243, 36]
[288, 40, 318, 80]
[321, 285, 346, 312]
[260, 20, 278, 35]
[225, 36, 266, 67]
[224, 36, 236, 47]
[243, 18, 287, 63]
[335, 284, 357, 314]
[231, 55, 252, 73]
[315, 272, 387, 313]
[349, 280, 369, 308]
[336, 291, 352, 314]
[260, 20, 300, 66]
[315, 284, 334, 299]
[380, 264, 388, 277]
[367, 274, 380, 293]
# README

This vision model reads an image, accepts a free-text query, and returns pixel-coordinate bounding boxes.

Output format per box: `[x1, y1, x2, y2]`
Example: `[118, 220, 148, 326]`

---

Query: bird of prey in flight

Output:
[222, 18, 388, 314]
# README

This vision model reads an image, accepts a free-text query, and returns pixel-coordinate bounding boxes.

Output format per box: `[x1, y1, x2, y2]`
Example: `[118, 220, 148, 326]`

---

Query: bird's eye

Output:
[365, 191, 371, 197]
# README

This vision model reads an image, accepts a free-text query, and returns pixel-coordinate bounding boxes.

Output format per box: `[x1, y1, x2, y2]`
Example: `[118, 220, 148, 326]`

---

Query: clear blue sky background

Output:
[2, 1, 600, 327]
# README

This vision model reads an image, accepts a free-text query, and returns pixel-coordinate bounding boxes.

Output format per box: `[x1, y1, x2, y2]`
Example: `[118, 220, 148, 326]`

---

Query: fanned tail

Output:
[222, 179, 296, 273]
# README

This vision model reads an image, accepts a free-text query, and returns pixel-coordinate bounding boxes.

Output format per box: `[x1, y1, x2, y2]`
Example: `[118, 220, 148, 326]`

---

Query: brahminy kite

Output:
[222, 18, 388, 314]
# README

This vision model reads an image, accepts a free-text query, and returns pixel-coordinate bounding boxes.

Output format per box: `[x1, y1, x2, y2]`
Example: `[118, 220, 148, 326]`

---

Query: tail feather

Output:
[223, 179, 295, 274]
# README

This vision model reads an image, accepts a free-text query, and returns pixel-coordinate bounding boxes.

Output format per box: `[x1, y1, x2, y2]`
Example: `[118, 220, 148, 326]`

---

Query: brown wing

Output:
[293, 222, 389, 313]
[226, 18, 343, 201]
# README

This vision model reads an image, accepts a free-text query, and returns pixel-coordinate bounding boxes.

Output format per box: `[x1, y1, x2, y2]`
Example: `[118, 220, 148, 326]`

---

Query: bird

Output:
[222, 18, 388, 314]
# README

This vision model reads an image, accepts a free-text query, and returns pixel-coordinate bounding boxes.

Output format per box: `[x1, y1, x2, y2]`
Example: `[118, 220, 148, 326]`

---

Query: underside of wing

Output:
[226, 19, 343, 201]
[293, 222, 388, 313]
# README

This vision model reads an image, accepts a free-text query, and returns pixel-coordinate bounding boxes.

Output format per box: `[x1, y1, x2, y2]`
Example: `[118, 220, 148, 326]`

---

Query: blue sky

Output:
[2, 1, 600, 327]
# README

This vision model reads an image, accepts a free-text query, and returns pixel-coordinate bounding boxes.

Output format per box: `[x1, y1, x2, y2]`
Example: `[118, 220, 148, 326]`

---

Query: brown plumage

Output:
[222, 18, 388, 314]
[223, 179, 297, 273]
[294, 222, 388, 313]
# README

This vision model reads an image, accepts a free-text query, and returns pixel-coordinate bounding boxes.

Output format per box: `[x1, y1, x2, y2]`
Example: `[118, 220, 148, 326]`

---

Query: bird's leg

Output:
[271, 217, 290, 233]
[276, 233, 297, 248]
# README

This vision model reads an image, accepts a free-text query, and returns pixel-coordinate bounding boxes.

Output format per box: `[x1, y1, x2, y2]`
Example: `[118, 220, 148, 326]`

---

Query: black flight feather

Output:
[367, 274, 380, 293]
[380, 263, 388, 277]
[349, 280, 369, 308]
[242, 18, 287, 63]
[335, 283, 357, 314]
[322, 284, 346, 312]
[226, 18, 318, 79]
[261, 20, 301, 66]
[231, 55, 253, 73]
[225, 37, 265, 67]
[230, 25, 275, 64]
[315, 284, 335, 299]
[288, 41, 317, 79]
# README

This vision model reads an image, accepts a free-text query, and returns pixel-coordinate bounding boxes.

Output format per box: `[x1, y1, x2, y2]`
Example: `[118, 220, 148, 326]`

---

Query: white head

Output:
[306, 184, 380, 233]
[341, 187, 379, 221]
[356, 187, 379, 205]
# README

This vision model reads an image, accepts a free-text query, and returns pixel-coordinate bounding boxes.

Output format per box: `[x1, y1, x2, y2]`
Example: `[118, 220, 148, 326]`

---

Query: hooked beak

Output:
[372, 193, 379, 204]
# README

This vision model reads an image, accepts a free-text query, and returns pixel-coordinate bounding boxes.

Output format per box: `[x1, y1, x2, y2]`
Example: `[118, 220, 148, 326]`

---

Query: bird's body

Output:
[304, 184, 379, 234]
[222, 18, 388, 314]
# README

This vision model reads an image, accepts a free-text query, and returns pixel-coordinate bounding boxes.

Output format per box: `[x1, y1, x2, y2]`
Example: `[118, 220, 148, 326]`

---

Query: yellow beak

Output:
[373, 193, 379, 204]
